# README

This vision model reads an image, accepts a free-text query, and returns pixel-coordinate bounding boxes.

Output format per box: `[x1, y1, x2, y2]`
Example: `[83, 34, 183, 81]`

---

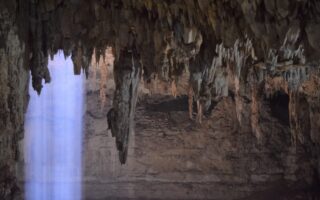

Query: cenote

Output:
[0, 1, 320, 200]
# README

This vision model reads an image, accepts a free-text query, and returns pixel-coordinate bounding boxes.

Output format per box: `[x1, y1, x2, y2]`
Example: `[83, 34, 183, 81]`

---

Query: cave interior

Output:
[0, 0, 320, 199]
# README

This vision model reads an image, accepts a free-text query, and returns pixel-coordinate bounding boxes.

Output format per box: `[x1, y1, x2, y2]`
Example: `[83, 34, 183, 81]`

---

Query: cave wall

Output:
[0, 2, 29, 199]
[83, 60, 318, 200]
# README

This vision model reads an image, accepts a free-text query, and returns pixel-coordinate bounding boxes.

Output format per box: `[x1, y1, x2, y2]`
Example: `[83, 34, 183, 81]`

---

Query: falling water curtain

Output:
[24, 51, 85, 200]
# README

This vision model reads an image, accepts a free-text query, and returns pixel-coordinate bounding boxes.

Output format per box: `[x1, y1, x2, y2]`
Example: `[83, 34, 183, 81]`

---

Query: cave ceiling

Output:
[2, 0, 320, 163]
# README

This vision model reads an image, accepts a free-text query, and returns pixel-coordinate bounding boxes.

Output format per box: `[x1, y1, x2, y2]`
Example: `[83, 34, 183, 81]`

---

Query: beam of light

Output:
[24, 51, 84, 200]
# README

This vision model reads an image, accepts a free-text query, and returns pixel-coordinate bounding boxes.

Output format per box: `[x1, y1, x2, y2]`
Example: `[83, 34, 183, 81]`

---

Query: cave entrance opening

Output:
[24, 51, 85, 200]
[269, 91, 290, 126]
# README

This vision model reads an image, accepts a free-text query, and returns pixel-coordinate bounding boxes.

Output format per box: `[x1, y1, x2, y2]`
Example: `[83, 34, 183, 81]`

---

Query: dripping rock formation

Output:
[1, 0, 320, 199]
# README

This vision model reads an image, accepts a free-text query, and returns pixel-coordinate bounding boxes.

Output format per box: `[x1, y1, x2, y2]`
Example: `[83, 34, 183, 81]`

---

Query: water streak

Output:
[24, 52, 84, 200]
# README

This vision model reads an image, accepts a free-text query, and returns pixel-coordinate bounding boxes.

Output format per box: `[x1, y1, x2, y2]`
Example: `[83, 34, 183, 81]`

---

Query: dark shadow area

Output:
[146, 95, 188, 112]
[146, 95, 217, 115]
[269, 91, 290, 126]
[298, 96, 311, 136]
[203, 100, 217, 117]
[242, 186, 320, 200]
[243, 181, 320, 200]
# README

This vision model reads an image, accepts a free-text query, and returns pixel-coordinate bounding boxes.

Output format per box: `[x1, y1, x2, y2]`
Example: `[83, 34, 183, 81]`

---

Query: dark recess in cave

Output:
[269, 91, 290, 126]
[146, 95, 189, 112]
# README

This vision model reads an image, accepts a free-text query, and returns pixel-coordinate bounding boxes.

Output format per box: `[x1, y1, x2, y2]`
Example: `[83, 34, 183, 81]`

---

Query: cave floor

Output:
[83, 94, 320, 200]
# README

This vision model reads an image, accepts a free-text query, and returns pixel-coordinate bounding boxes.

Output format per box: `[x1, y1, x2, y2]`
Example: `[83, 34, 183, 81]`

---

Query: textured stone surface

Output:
[0, 3, 29, 199]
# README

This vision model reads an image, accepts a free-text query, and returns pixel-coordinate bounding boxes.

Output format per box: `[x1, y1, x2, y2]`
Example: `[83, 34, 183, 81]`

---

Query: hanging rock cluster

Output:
[107, 27, 142, 164]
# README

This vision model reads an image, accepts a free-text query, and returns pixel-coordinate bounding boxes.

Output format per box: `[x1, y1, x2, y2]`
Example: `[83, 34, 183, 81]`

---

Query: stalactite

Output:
[99, 54, 107, 108]
[251, 83, 263, 142]
[171, 79, 177, 98]
[72, 43, 83, 75]
[108, 28, 142, 164]
[29, 2, 51, 95]
[90, 48, 98, 89]
[189, 37, 256, 124]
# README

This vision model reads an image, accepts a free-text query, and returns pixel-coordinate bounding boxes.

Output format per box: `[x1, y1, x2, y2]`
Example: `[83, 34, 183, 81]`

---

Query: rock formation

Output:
[108, 27, 142, 164]
[1, 0, 320, 199]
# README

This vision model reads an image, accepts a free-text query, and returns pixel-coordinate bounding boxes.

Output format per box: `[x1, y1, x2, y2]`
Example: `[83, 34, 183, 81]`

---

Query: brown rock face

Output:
[0, 3, 29, 199]
[108, 28, 142, 164]
[0, 0, 320, 199]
